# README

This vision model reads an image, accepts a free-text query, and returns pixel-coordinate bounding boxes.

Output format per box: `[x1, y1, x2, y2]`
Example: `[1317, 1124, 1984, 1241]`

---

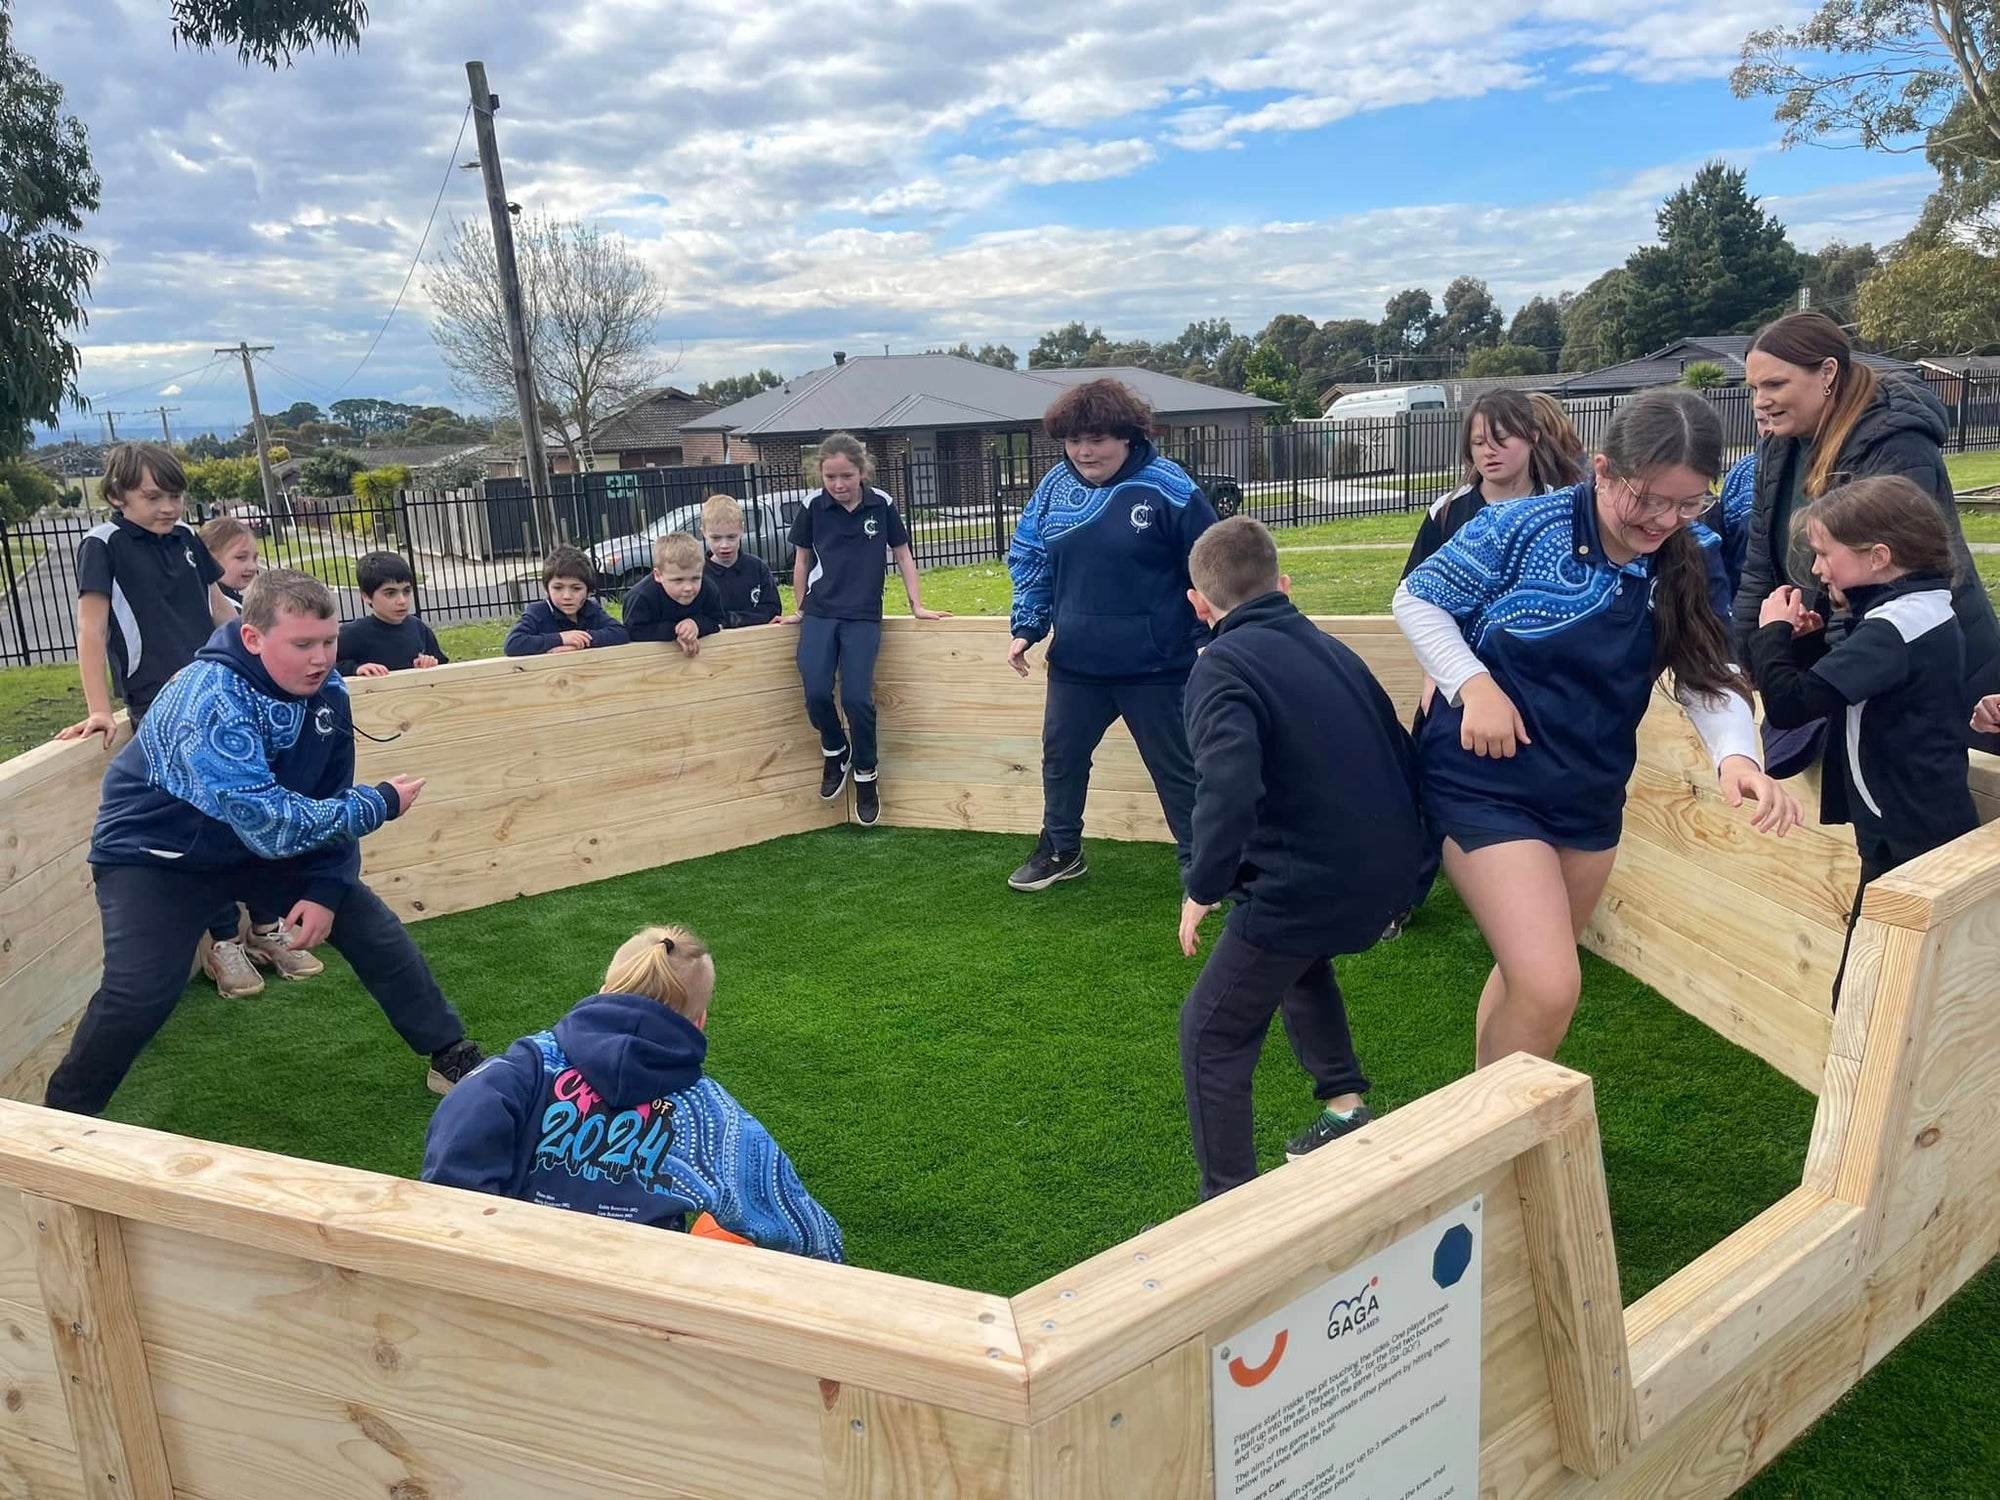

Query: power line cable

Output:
[332, 103, 472, 397]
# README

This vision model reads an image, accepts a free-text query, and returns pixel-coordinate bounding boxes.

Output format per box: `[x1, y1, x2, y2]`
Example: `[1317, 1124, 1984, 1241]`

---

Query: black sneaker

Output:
[1380, 908, 1412, 942]
[819, 752, 851, 801]
[427, 1038, 487, 1096]
[1007, 843, 1087, 891]
[1284, 1104, 1373, 1161]
[855, 774, 880, 825]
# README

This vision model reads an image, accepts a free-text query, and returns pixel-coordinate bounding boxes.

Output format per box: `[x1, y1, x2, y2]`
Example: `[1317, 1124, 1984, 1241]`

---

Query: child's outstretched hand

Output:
[1179, 897, 1217, 957]
[911, 605, 952, 621]
[1973, 694, 2000, 735]
[414, 654, 441, 669]
[1718, 755, 1800, 837]
[353, 663, 391, 678]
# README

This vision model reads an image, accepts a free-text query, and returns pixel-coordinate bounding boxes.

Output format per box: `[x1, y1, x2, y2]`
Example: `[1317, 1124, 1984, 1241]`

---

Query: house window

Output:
[996, 431, 1033, 487]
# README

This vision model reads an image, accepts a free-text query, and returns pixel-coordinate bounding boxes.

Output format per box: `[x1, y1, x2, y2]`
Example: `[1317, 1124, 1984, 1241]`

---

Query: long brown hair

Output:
[1599, 389, 1748, 703]
[1806, 475, 1958, 583]
[1748, 311, 1880, 499]
[1528, 392, 1586, 481]
[1459, 390, 1582, 492]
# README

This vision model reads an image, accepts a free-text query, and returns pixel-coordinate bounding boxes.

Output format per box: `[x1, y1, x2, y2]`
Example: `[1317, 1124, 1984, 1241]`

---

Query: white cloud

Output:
[992, 139, 1158, 185]
[158, 383, 183, 396]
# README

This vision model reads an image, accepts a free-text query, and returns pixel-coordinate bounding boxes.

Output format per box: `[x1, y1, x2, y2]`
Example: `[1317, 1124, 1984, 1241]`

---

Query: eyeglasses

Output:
[1616, 472, 1714, 523]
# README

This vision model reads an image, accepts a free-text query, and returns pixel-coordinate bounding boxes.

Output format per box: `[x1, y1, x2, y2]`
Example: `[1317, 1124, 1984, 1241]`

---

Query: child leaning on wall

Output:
[621, 532, 724, 656]
[504, 545, 630, 657]
[701, 493, 783, 627]
[339, 552, 449, 677]
[420, 925, 845, 1261]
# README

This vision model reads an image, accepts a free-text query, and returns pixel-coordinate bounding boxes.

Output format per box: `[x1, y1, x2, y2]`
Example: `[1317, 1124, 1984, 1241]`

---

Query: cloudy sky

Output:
[25, 0, 1928, 441]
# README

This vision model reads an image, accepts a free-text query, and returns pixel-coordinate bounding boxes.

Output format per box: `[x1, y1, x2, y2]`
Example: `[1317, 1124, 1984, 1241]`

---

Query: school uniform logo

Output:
[863, 518, 879, 538]
[750, 586, 762, 604]
[313, 706, 336, 737]
[1129, 503, 1154, 531]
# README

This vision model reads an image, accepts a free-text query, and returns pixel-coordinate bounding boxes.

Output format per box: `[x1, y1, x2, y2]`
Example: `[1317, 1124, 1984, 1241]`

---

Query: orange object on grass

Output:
[690, 1212, 752, 1245]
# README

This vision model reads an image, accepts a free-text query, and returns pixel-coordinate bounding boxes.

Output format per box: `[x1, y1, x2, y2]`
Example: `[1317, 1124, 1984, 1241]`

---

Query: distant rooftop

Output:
[684, 353, 1276, 438]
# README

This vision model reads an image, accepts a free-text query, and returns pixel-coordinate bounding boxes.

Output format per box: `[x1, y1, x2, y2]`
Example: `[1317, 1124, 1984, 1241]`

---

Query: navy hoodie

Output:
[1184, 592, 1424, 955]
[422, 993, 844, 1259]
[1008, 438, 1217, 681]
[503, 597, 629, 656]
[90, 622, 403, 909]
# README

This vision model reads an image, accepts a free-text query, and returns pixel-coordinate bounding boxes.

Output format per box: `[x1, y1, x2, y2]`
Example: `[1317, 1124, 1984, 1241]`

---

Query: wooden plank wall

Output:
[869, 616, 1422, 842]
[346, 632, 845, 923]
[0, 733, 126, 1107]
[0, 1059, 1599, 1500]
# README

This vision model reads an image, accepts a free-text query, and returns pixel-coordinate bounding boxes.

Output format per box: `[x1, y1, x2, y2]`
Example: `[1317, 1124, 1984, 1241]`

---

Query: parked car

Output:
[227, 504, 272, 537]
[1189, 470, 1244, 518]
[590, 490, 806, 590]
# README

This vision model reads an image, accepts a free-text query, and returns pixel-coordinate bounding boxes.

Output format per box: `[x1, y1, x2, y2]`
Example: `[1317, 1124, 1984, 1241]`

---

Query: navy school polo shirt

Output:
[789, 487, 909, 622]
[1402, 481, 1732, 845]
[75, 515, 223, 714]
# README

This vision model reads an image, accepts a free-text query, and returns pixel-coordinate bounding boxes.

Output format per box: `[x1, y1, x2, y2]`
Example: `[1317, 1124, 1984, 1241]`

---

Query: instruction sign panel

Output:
[1211, 1196, 1482, 1500]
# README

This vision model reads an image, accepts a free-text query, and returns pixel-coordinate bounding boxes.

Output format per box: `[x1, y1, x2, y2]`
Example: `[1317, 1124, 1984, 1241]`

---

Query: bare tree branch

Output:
[425, 213, 670, 469]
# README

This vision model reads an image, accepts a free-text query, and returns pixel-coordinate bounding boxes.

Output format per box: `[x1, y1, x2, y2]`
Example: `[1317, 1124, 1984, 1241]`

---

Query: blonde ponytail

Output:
[602, 925, 714, 1020]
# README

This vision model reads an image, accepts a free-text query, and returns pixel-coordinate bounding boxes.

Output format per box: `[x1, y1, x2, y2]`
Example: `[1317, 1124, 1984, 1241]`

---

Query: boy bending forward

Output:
[45, 570, 485, 1115]
[1177, 518, 1424, 1200]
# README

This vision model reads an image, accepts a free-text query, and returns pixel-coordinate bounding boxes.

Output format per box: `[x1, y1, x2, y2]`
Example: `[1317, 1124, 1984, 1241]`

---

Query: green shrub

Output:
[300, 449, 368, 498]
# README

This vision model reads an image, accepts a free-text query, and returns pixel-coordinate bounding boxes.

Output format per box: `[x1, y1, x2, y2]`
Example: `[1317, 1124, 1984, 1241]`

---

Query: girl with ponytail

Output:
[423, 923, 843, 1260]
[1393, 388, 1801, 1067]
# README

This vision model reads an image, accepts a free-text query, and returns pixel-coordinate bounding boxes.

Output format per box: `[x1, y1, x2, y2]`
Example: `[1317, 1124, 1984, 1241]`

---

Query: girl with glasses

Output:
[1393, 389, 1802, 1068]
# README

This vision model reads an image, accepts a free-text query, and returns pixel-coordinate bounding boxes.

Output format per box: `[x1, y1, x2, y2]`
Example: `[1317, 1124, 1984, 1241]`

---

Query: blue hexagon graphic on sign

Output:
[1432, 1223, 1473, 1289]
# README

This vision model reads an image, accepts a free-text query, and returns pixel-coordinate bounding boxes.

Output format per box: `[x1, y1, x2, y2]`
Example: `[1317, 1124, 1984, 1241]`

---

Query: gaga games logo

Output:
[1326, 1276, 1382, 1340]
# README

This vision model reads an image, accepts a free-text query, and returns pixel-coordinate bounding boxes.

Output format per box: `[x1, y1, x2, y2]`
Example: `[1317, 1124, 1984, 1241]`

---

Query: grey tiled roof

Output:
[684, 354, 1276, 437]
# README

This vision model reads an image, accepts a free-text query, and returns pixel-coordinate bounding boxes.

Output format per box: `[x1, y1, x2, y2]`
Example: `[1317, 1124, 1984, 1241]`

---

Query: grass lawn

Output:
[97, 826, 1995, 1492]
[1945, 451, 2000, 491]
[1, 533, 44, 579]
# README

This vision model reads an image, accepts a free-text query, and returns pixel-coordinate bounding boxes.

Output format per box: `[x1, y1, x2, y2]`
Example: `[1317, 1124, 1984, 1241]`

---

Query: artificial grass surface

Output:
[87, 825, 1998, 1490]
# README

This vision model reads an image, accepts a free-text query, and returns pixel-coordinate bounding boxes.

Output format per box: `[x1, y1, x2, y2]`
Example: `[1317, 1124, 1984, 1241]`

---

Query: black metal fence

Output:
[9, 368, 2000, 667]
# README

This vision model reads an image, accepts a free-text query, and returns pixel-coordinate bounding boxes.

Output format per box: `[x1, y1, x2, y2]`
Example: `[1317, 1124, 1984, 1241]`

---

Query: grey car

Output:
[590, 490, 808, 590]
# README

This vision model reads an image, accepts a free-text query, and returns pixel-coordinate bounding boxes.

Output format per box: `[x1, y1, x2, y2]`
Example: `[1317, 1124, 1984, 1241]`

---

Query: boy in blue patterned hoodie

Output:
[421, 924, 844, 1260]
[44, 569, 485, 1115]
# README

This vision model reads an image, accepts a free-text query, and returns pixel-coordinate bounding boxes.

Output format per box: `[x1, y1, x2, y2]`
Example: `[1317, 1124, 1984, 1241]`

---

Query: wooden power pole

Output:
[218, 343, 282, 519]
[148, 406, 181, 443]
[466, 61, 555, 550]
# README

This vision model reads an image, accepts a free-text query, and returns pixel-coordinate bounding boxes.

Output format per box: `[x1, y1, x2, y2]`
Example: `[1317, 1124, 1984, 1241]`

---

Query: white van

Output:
[1320, 384, 1448, 420]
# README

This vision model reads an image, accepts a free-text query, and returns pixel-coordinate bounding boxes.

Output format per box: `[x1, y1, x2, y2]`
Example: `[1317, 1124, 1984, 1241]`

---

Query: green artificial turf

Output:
[79, 825, 2000, 1490]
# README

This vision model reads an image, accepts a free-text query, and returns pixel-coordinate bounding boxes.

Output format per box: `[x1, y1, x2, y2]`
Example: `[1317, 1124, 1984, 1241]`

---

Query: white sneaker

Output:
[203, 937, 265, 998]
[246, 923, 325, 980]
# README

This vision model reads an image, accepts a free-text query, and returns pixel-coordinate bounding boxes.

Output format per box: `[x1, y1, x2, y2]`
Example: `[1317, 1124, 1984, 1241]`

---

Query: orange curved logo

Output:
[1227, 1330, 1288, 1387]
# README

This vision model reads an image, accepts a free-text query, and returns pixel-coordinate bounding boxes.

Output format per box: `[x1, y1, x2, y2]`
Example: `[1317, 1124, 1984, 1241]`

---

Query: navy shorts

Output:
[1427, 798, 1623, 857]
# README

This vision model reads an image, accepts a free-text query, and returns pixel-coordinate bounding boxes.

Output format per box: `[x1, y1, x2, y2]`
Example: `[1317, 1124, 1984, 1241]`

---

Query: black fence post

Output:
[0, 519, 30, 667]
[396, 491, 423, 620]
[991, 453, 1007, 561]
[1957, 376, 1972, 454]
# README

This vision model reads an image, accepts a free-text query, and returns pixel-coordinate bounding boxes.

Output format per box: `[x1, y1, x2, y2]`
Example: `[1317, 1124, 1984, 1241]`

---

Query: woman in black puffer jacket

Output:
[1737, 312, 2000, 746]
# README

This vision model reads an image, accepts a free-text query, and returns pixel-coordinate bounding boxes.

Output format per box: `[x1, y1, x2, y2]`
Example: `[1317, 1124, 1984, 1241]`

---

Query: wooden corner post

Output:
[1513, 1107, 1638, 1478]
[25, 1197, 172, 1500]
